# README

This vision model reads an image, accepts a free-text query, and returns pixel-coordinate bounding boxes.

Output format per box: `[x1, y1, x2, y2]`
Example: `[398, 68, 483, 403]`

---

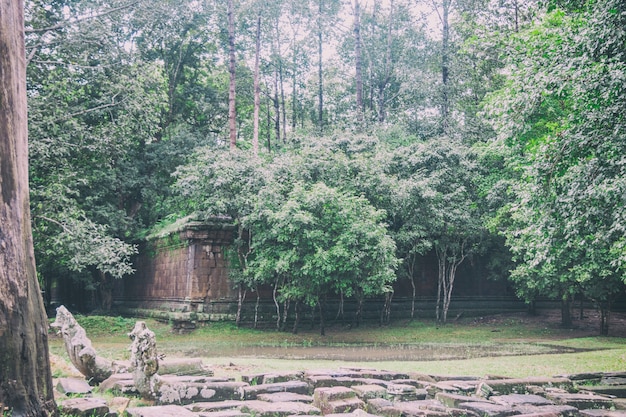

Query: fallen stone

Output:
[324, 408, 381, 417]
[126, 404, 197, 417]
[196, 410, 250, 417]
[256, 392, 313, 403]
[512, 404, 579, 416]
[242, 371, 304, 385]
[365, 397, 396, 416]
[390, 379, 432, 389]
[481, 378, 574, 395]
[490, 394, 555, 407]
[314, 386, 357, 403]
[458, 401, 519, 417]
[240, 380, 310, 400]
[435, 392, 492, 408]
[387, 383, 427, 401]
[407, 373, 438, 384]
[185, 400, 246, 412]
[546, 392, 614, 410]
[99, 373, 137, 395]
[351, 384, 388, 400]
[579, 410, 626, 417]
[240, 400, 321, 416]
[582, 385, 626, 397]
[321, 396, 365, 415]
[108, 397, 131, 416]
[389, 400, 450, 416]
[56, 377, 92, 395]
[159, 358, 213, 376]
[60, 397, 109, 417]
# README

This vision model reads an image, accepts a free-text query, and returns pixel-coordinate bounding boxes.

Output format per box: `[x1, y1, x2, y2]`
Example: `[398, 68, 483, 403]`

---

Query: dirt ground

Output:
[468, 308, 626, 338]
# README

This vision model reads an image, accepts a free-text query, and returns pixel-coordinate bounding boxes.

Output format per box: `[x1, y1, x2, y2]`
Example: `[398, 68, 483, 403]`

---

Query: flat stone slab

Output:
[580, 410, 626, 417]
[256, 392, 313, 403]
[60, 397, 109, 417]
[99, 372, 137, 394]
[480, 378, 574, 395]
[458, 401, 519, 417]
[583, 385, 626, 397]
[160, 358, 214, 376]
[240, 400, 321, 416]
[491, 394, 555, 406]
[314, 386, 357, 403]
[435, 392, 492, 408]
[127, 405, 197, 417]
[512, 404, 579, 416]
[388, 400, 450, 416]
[241, 380, 311, 399]
[186, 400, 246, 412]
[108, 396, 131, 415]
[196, 410, 250, 417]
[242, 371, 304, 385]
[351, 384, 388, 400]
[320, 397, 365, 415]
[56, 377, 92, 395]
[546, 392, 614, 409]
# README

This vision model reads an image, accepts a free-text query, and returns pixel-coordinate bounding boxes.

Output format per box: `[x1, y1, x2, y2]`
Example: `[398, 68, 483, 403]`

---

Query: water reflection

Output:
[184, 343, 586, 362]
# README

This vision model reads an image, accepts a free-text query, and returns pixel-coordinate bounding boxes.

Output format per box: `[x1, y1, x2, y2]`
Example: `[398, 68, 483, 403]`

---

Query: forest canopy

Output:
[25, 0, 626, 332]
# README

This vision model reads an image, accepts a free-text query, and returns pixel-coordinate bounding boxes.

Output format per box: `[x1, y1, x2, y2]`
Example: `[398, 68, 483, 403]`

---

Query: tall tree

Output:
[354, 0, 364, 123]
[228, 0, 237, 149]
[0, 0, 56, 414]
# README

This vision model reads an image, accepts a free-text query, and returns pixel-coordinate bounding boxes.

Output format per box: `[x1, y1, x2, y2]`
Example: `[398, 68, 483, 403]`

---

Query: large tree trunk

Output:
[0, 0, 57, 414]
[227, 0, 237, 149]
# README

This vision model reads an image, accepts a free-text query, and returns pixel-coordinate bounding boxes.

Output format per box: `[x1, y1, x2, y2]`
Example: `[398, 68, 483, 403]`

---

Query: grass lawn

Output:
[49, 309, 626, 380]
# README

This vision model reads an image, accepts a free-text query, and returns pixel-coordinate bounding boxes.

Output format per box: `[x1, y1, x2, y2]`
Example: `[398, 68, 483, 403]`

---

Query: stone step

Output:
[579, 410, 626, 417]
[240, 400, 321, 417]
[512, 404, 578, 416]
[185, 400, 245, 413]
[477, 378, 574, 396]
[196, 410, 250, 417]
[582, 385, 626, 397]
[490, 394, 555, 407]
[241, 380, 311, 400]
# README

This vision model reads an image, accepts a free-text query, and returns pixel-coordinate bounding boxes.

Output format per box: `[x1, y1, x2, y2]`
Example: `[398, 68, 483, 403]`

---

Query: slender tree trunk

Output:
[318, 299, 326, 336]
[292, 300, 301, 334]
[599, 301, 610, 336]
[273, 278, 281, 330]
[236, 284, 246, 327]
[378, 0, 394, 122]
[0, 1, 57, 413]
[273, 68, 281, 144]
[354, 0, 363, 123]
[354, 289, 364, 328]
[227, 0, 237, 149]
[408, 254, 417, 319]
[266, 100, 272, 152]
[252, 13, 261, 156]
[317, 0, 324, 134]
[254, 290, 260, 329]
[440, 0, 450, 134]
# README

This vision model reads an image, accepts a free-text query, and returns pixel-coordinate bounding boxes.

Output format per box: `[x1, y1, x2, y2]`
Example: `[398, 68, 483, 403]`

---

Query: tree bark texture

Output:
[0, 0, 57, 414]
[317, 0, 324, 134]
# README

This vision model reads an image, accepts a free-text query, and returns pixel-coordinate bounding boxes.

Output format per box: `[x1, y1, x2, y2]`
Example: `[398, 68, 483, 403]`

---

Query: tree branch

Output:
[25, 2, 139, 34]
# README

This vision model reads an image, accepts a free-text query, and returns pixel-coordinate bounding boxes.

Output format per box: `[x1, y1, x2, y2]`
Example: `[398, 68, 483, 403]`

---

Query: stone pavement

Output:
[58, 368, 626, 417]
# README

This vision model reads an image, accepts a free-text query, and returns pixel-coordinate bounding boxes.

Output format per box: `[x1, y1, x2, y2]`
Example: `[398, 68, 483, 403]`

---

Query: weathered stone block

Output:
[490, 394, 555, 407]
[579, 410, 626, 417]
[241, 380, 311, 400]
[390, 400, 450, 416]
[481, 378, 574, 395]
[351, 384, 388, 400]
[512, 404, 578, 416]
[159, 358, 214, 376]
[435, 392, 492, 408]
[56, 378, 92, 395]
[240, 400, 321, 417]
[185, 400, 245, 412]
[314, 386, 357, 403]
[108, 397, 131, 416]
[365, 397, 396, 416]
[60, 397, 109, 417]
[256, 392, 313, 403]
[546, 392, 614, 410]
[458, 401, 519, 417]
[99, 373, 137, 395]
[126, 405, 197, 417]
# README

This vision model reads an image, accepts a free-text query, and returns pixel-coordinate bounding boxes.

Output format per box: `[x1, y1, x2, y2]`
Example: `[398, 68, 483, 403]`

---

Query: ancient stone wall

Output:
[117, 221, 238, 315]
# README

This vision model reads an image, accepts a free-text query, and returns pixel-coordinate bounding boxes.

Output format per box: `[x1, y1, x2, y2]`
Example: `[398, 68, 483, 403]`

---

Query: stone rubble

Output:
[57, 368, 626, 417]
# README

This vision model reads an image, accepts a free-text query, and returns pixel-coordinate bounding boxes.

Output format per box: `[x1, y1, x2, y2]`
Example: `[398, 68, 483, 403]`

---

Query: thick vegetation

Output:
[25, 0, 626, 333]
